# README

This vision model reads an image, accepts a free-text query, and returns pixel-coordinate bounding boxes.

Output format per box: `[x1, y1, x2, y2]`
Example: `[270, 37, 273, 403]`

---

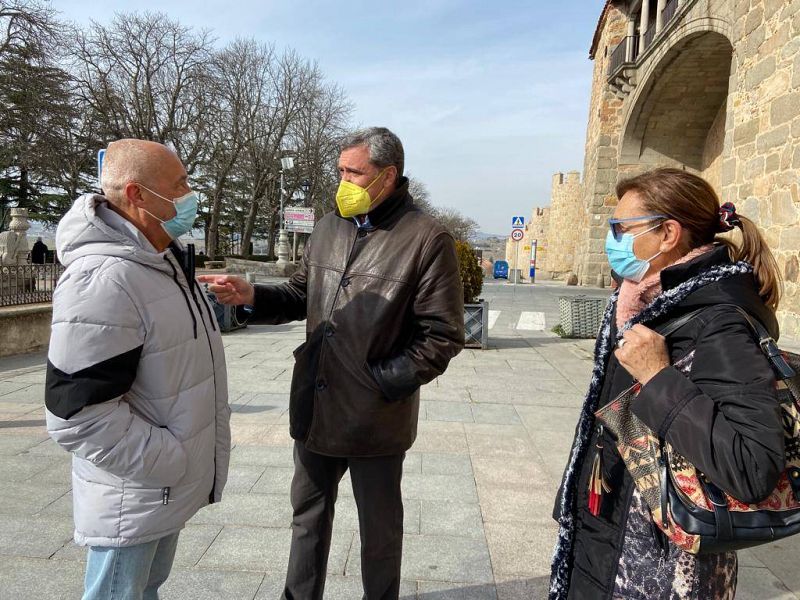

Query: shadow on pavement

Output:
[406, 575, 550, 598]
[229, 404, 280, 414]
[0, 419, 46, 429]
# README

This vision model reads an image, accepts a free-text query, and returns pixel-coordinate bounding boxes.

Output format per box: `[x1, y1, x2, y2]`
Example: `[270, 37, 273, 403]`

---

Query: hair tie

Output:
[718, 202, 741, 233]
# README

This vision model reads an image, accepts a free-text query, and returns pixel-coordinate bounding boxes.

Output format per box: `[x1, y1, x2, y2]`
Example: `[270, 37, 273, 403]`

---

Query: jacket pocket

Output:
[289, 336, 322, 441]
[362, 362, 384, 394]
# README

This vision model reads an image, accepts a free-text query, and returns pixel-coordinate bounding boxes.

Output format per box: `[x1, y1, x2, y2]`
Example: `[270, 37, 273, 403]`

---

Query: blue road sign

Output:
[512, 216, 525, 228]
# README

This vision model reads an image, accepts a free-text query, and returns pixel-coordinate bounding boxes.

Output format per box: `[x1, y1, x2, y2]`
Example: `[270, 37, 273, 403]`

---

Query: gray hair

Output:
[340, 127, 404, 181]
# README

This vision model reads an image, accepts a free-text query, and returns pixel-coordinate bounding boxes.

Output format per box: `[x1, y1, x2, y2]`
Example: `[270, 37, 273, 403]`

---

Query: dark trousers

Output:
[282, 441, 405, 600]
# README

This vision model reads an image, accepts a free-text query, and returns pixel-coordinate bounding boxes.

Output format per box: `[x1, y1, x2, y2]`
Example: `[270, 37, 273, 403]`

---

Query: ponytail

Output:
[718, 215, 782, 310]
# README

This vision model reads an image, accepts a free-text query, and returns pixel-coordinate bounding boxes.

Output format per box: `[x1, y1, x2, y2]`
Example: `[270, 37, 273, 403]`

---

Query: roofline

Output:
[589, 0, 616, 59]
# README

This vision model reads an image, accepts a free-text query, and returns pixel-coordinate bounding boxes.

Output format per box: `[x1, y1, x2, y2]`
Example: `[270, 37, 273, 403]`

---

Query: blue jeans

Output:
[83, 532, 180, 600]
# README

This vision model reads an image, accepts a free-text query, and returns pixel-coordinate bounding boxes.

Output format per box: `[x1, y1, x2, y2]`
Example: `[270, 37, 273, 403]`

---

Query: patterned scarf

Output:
[548, 260, 754, 600]
[616, 245, 716, 328]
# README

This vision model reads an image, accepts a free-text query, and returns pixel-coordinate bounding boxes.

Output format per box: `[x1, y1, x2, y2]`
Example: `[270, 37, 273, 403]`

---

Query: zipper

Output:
[162, 486, 170, 505]
[166, 251, 221, 503]
[165, 257, 198, 339]
[658, 440, 670, 529]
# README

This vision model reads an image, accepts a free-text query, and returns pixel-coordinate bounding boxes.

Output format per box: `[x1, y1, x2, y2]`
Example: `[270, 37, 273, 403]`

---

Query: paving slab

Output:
[190, 493, 292, 528]
[470, 404, 521, 425]
[0, 556, 84, 599]
[347, 534, 493, 585]
[0, 515, 74, 558]
[420, 500, 484, 539]
[402, 473, 479, 503]
[161, 568, 265, 599]
[1, 483, 70, 519]
[417, 580, 498, 599]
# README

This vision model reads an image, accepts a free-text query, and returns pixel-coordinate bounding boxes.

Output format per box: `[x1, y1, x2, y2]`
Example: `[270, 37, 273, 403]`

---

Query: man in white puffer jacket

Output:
[44, 139, 231, 600]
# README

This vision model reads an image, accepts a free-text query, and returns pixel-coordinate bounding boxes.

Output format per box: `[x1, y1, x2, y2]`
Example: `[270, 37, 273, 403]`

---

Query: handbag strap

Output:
[654, 308, 708, 338]
[654, 304, 796, 380]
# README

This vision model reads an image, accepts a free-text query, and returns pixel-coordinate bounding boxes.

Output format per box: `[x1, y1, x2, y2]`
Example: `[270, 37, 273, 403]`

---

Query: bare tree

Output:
[200, 39, 275, 257]
[0, 0, 56, 56]
[405, 175, 478, 242]
[434, 206, 479, 242]
[237, 50, 324, 257]
[407, 175, 433, 213]
[71, 12, 214, 173]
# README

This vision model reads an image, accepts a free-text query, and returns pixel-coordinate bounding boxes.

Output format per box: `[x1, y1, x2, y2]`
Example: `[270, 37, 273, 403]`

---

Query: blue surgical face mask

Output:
[604, 222, 664, 283]
[140, 185, 199, 239]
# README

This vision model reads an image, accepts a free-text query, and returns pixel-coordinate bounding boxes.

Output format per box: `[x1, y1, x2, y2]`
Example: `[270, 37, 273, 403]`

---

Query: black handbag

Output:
[596, 305, 800, 554]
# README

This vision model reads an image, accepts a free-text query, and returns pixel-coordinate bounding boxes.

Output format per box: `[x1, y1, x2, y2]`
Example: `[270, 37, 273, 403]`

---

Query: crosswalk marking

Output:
[488, 310, 501, 330]
[516, 311, 546, 331]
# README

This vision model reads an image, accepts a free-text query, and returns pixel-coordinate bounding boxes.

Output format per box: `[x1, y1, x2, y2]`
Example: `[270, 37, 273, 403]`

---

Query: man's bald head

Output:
[101, 139, 183, 203]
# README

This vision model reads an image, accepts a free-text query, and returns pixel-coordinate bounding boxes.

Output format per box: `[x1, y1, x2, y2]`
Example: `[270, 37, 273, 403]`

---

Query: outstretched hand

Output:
[197, 275, 255, 306]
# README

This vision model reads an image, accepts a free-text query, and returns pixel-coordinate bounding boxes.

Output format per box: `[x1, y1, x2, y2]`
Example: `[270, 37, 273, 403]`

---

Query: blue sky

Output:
[58, 0, 601, 235]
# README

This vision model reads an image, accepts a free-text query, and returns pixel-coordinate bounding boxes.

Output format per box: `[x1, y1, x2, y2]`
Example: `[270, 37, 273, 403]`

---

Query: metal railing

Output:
[609, 39, 629, 77]
[662, 0, 679, 28]
[0, 261, 65, 307]
[608, 36, 640, 78]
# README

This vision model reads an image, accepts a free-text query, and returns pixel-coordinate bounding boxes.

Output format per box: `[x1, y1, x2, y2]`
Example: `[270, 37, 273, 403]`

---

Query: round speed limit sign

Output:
[511, 229, 524, 241]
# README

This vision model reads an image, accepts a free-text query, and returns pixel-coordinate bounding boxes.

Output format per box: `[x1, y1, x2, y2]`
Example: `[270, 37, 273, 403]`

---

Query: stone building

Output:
[538, 0, 800, 337]
[542, 172, 584, 279]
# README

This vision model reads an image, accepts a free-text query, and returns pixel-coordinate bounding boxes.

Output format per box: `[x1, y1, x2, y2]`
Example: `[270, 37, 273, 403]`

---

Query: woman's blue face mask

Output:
[605, 215, 667, 283]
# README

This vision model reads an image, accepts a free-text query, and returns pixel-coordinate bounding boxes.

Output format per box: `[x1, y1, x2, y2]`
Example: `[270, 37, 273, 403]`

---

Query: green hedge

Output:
[455, 240, 483, 304]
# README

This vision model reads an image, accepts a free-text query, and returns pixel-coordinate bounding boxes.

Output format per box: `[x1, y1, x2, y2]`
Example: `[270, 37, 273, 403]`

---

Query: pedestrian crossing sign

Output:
[512, 216, 525, 228]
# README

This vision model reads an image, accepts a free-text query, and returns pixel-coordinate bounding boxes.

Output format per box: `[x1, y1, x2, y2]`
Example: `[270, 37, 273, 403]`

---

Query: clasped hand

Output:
[615, 324, 670, 385]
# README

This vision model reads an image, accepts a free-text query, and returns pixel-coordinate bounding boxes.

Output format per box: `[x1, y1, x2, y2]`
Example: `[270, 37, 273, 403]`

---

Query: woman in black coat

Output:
[550, 168, 785, 600]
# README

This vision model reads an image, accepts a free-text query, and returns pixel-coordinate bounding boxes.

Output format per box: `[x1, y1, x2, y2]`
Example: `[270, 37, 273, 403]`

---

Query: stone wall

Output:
[724, 0, 800, 337]
[544, 172, 584, 279]
[0, 304, 52, 358]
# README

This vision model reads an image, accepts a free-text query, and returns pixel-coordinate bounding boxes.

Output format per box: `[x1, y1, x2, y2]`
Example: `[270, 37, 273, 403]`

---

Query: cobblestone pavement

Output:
[0, 280, 797, 599]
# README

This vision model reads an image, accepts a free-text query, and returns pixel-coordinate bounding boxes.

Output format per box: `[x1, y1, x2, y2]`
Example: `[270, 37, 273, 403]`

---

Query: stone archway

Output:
[620, 28, 734, 187]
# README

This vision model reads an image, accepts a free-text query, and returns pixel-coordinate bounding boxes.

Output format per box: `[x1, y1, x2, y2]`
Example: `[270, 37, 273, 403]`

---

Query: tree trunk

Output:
[19, 167, 30, 210]
[241, 194, 259, 258]
[266, 214, 276, 260]
[207, 194, 222, 259]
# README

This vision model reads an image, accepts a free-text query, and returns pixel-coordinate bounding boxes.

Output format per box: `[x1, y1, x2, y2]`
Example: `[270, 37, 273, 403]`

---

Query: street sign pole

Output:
[530, 240, 538, 284]
[510, 225, 524, 286]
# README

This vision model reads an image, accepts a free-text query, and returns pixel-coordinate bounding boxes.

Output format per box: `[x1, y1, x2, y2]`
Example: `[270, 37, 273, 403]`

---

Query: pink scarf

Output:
[616, 244, 715, 328]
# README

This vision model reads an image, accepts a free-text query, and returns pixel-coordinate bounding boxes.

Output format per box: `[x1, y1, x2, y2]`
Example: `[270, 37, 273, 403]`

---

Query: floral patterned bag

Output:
[596, 306, 800, 554]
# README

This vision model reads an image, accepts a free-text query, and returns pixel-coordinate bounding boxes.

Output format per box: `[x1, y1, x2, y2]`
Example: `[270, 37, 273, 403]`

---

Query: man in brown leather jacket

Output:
[200, 127, 465, 600]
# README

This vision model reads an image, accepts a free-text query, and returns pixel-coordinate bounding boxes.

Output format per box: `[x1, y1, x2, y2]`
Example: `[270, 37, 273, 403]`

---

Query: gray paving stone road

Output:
[0, 279, 798, 599]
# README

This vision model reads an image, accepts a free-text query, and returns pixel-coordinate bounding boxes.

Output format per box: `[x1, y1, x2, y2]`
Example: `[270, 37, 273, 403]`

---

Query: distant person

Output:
[550, 168, 783, 599]
[45, 139, 231, 600]
[201, 127, 465, 600]
[31, 237, 48, 264]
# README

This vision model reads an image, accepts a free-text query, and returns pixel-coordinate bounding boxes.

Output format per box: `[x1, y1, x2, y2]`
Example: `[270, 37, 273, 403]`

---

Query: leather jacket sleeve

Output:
[631, 310, 784, 504]
[369, 232, 465, 401]
[249, 246, 309, 325]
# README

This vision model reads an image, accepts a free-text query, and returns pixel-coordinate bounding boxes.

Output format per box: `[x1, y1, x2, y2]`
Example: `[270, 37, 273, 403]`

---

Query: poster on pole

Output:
[530, 240, 538, 281]
[284, 206, 315, 233]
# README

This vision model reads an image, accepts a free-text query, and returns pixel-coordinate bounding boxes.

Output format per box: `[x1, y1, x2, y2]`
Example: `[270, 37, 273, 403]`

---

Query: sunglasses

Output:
[608, 214, 668, 242]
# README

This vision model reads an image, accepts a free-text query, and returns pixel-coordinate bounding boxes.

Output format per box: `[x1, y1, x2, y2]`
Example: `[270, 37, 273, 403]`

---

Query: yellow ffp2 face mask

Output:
[335, 168, 387, 218]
